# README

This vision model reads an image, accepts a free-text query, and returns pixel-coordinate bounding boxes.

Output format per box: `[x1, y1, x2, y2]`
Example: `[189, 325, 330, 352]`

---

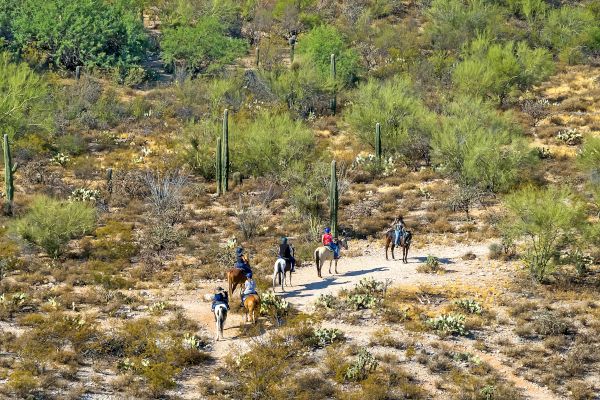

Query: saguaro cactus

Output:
[330, 54, 337, 115]
[375, 122, 382, 161]
[106, 168, 113, 196]
[3, 134, 16, 215]
[289, 33, 297, 63]
[329, 160, 338, 237]
[255, 47, 260, 67]
[75, 66, 81, 80]
[216, 137, 222, 195]
[221, 109, 229, 193]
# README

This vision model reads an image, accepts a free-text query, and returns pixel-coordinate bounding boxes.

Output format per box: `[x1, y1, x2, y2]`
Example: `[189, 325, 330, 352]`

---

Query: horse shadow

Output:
[342, 266, 388, 277]
[279, 277, 348, 298]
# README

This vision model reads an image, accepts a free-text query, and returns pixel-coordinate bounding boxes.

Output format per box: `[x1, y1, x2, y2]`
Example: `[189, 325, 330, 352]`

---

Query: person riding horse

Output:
[278, 237, 295, 272]
[211, 286, 229, 314]
[322, 227, 339, 259]
[234, 247, 252, 275]
[392, 215, 407, 247]
[240, 272, 257, 307]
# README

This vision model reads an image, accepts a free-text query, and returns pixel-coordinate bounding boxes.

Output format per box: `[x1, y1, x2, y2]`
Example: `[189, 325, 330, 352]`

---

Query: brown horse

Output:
[243, 294, 260, 324]
[385, 229, 412, 263]
[227, 268, 247, 298]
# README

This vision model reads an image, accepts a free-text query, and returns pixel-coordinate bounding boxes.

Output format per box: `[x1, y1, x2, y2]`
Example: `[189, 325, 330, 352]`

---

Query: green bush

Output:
[432, 97, 533, 192]
[12, 195, 96, 257]
[344, 76, 435, 164]
[425, 0, 507, 51]
[427, 313, 469, 336]
[507, 0, 546, 22]
[344, 348, 378, 381]
[455, 299, 483, 314]
[161, 16, 247, 73]
[1, 0, 148, 69]
[504, 186, 586, 282]
[296, 25, 361, 87]
[0, 53, 53, 140]
[453, 37, 554, 101]
[233, 111, 315, 178]
[541, 6, 600, 63]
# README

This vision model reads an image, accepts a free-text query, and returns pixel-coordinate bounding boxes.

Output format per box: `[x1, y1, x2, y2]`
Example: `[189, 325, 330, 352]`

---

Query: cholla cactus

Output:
[69, 188, 101, 202]
[557, 128, 583, 145]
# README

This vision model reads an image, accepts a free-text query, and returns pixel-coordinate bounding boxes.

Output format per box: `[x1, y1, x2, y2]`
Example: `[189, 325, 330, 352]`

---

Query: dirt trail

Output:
[174, 240, 558, 400]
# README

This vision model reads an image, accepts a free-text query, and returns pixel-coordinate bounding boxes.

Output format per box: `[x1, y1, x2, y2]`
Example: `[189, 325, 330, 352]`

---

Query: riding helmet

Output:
[324, 227, 331, 234]
[236, 247, 244, 256]
[246, 272, 253, 279]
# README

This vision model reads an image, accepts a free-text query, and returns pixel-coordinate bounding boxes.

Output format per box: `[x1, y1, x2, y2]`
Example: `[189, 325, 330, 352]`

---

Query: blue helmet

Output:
[246, 272, 253, 279]
[236, 247, 244, 256]
[324, 227, 331, 234]
[281, 237, 288, 244]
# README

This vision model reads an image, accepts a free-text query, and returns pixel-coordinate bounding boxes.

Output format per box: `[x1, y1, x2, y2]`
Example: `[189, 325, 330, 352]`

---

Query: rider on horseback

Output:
[241, 272, 257, 307]
[211, 286, 229, 313]
[235, 247, 252, 275]
[278, 237, 295, 272]
[392, 215, 407, 246]
[322, 227, 339, 259]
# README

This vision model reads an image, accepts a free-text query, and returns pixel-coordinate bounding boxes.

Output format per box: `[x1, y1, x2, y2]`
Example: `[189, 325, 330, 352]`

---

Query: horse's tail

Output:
[227, 271, 233, 298]
[405, 231, 413, 247]
[314, 249, 320, 270]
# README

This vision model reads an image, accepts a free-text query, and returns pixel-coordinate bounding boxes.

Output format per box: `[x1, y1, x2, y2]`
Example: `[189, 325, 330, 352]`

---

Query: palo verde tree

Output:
[504, 186, 586, 282]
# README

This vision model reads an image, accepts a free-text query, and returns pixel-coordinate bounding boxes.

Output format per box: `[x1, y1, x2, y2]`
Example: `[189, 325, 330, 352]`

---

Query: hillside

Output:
[0, 1, 599, 399]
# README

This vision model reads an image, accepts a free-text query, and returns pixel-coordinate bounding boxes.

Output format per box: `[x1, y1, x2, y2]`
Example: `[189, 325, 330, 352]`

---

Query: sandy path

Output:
[173, 240, 557, 400]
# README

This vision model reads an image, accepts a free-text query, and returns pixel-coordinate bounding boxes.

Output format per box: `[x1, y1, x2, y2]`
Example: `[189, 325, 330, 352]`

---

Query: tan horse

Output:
[243, 294, 260, 324]
[314, 237, 348, 278]
[227, 268, 247, 298]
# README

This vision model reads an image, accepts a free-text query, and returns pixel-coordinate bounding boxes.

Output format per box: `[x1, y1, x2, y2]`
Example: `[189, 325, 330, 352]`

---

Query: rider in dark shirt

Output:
[278, 237, 295, 272]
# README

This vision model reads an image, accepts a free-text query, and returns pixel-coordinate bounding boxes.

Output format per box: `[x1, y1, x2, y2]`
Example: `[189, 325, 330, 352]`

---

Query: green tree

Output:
[541, 6, 600, 63]
[504, 186, 586, 282]
[161, 16, 247, 73]
[453, 37, 554, 102]
[432, 97, 532, 192]
[425, 0, 506, 51]
[344, 76, 435, 166]
[12, 196, 96, 257]
[2, 0, 148, 69]
[0, 53, 52, 140]
[296, 25, 361, 87]
[233, 111, 315, 178]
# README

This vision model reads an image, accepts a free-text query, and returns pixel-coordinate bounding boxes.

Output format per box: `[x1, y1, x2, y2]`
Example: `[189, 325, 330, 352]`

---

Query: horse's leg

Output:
[328, 258, 332, 274]
[385, 237, 390, 260]
[334, 259, 338, 274]
[215, 311, 219, 341]
[273, 270, 277, 290]
[391, 244, 395, 260]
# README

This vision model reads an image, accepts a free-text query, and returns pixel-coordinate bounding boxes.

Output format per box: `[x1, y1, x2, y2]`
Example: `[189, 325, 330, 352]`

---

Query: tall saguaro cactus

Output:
[3, 134, 16, 215]
[329, 160, 338, 237]
[375, 122, 382, 161]
[255, 47, 260, 68]
[216, 137, 222, 195]
[221, 109, 229, 193]
[330, 54, 337, 115]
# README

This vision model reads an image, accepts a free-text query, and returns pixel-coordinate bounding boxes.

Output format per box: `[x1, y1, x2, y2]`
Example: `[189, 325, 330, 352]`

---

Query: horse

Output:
[272, 247, 294, 291]
[243, 294, 260, 324]
[314, 237, 348, 278]
[213, 304, 228, 341]
[227, 268, 247, 298]
[385, 229, 412, 263]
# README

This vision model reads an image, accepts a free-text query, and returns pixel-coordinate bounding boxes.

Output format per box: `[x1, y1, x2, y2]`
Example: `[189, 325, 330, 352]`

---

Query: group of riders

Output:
[210, 215, 409, 314]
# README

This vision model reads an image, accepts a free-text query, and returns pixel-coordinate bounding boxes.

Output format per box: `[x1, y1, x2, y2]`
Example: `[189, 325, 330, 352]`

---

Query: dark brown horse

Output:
[385, 229, 412, 263]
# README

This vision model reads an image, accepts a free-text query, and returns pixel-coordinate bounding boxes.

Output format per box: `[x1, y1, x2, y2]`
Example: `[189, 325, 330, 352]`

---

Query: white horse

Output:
[214, 304, 228, 341]
[272, 246, 294, 291]
[314, 237, 348, 278]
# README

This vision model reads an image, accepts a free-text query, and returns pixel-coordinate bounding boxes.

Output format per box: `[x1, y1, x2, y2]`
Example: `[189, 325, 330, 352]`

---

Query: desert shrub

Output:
[0, 53, 53, 141]
[455, 299, 483, 314]
[233, 111, 315, 179]
[453, 37, 554, 102]
[425, 0, 507, 51]
[504, 186, 586, 282]
[344, 347, 379, 381]
[55, 134, 86, 156]
[417, 255, 445, 273]
[180, 119, 220, 179]
[507, 0, 547, 22]
[161, 16, 247, 73]
[295, 25, 361, 87]
[541, 6, 600, 63]
[346, 278, 387, 309]
[531, 310, 570, 336]
[427, 313, 469, 336]
[578, 136, 600, 179]
[556, 128, 583, 145]
[69, 188, 101, 203]
[235, 198, 267, 239]
[1, 0, 148, 69]
[12, 196, 96, 257]
[260, 290, 290, 326]
[313, 327, 345, 348]
[315, 293, 340, 310]
[144, 171, 187, 225]
[345, 76, 435, 162]
[432, 97, 533, 192]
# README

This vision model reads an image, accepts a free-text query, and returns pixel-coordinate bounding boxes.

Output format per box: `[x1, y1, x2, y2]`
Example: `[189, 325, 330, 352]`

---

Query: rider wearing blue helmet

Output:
[322, 227, 339, 259]
[234, 247, 252, 275]
[241, 272, 257, 306]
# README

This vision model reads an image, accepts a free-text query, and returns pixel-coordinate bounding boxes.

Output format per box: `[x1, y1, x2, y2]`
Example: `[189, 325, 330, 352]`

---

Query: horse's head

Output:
[336, 234, 349, 250]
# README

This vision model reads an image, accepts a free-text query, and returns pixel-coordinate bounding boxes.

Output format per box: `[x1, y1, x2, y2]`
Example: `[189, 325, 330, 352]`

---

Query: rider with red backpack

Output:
[322, 227, 339, 259]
